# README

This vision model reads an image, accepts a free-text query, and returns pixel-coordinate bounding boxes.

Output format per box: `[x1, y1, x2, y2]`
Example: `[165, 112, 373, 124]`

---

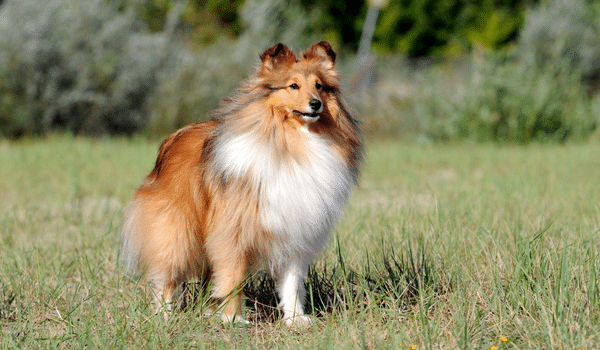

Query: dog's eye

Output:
[315, 82, 322, 90]
[290, 83, 299, 90]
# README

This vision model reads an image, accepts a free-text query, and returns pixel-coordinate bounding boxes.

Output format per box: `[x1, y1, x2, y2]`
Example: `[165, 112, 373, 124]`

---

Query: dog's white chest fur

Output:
[213, 129, 353, 259]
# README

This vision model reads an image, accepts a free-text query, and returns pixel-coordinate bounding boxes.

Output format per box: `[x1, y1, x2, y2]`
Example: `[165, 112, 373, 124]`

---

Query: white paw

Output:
[283, 314, 313, 327]
[220, 313, 253, 326]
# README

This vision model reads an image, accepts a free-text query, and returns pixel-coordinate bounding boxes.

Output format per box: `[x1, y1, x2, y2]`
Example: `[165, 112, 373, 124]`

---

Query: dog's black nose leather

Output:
[309, 99, 322, 111]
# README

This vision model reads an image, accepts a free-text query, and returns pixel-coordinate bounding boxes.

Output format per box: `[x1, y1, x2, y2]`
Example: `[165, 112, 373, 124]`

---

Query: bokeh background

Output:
[1, 0, 599, 143]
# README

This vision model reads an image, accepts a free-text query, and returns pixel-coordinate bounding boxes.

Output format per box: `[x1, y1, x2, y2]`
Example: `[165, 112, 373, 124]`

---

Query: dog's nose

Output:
[309, 99, 322, 111]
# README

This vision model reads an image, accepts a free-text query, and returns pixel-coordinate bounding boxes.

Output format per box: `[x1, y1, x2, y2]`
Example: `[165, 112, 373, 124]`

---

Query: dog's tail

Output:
[119, 201, 143, 277]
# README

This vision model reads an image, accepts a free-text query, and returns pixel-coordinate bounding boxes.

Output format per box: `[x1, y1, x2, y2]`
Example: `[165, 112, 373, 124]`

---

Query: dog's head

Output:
[258, 42, 339, 127]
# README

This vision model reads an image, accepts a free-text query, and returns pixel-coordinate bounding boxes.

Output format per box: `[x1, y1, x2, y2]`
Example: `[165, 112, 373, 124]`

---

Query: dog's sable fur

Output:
[121, 41, 362, 326]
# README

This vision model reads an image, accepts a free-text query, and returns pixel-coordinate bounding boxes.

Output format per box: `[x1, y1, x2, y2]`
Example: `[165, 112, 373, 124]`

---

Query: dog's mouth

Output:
[293, 110, 320, 121]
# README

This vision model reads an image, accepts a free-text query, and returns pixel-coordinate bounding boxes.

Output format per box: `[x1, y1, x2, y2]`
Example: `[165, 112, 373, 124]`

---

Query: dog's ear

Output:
[260, 43, 297, 71]
[302, 41, 336, 66]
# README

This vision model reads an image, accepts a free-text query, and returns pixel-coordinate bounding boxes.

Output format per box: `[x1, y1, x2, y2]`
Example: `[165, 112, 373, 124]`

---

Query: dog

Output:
[121, 41, 362, 326]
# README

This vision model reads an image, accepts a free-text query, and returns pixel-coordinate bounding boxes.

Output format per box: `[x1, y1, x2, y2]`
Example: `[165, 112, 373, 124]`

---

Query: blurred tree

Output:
[184, 0, 245, 44]
[372, 0, 529, 57]
[301, 0, 366, 51]
[296, 0, 534, 57]
[136, 0, 244, 44]
[131, 0, 535, 57]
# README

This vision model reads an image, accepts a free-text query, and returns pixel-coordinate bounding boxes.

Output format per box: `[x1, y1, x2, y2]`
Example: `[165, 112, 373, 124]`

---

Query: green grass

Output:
[1, 135, 599, 349]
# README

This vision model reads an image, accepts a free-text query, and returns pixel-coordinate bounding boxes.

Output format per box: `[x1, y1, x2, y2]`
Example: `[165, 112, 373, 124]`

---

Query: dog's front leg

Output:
[276, 260, 313, 327]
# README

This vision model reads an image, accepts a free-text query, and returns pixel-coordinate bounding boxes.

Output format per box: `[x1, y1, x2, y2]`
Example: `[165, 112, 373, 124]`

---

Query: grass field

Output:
[1, 135, 599, 349]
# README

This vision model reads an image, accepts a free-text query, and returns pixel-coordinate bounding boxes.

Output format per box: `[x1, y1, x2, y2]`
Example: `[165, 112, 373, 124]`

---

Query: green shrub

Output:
[0, 0, 183, 137]
[357, 0, 600, 143]
[518, 0, 600, 90]
[411, 55, 597, 143]
[409, 0, 600, 143]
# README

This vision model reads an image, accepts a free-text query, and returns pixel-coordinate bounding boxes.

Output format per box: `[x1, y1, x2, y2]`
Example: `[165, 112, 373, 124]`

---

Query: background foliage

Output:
[0, 0, 175, 136]
[0, 0, 599, 141]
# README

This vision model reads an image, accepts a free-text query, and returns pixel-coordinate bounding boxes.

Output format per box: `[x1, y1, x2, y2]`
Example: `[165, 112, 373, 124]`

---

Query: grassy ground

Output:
[1, 135, 599, 349]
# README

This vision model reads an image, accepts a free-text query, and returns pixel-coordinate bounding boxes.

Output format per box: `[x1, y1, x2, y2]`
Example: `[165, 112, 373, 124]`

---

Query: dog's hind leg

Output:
[150, 274, 180, 320]
[210, 254, 251, 325]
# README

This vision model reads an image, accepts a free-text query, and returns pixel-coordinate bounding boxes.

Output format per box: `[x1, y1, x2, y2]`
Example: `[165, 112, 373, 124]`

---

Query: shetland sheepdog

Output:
[121, 41, 362, 326]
